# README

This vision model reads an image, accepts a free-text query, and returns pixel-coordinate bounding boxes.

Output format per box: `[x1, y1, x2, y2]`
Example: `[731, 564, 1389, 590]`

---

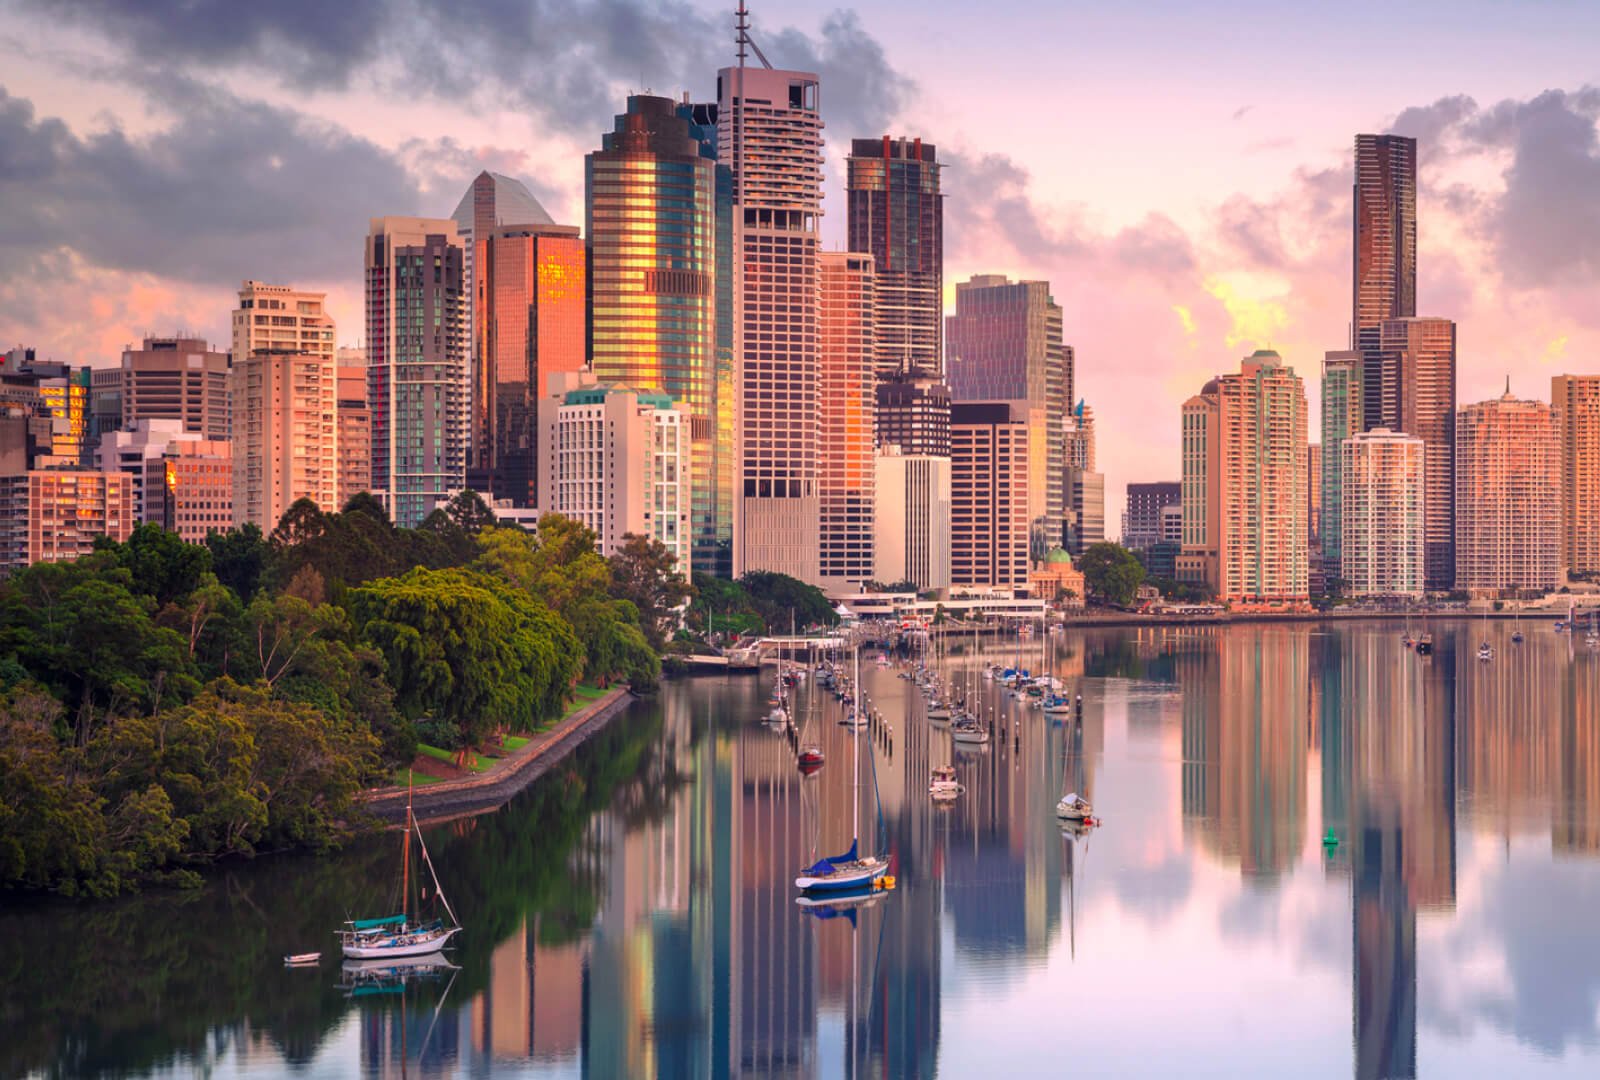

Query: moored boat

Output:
[1055, 792, 1094, 821]
[339, 779, 461, 961]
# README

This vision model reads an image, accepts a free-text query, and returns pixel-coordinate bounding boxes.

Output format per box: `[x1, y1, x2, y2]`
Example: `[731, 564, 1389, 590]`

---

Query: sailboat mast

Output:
[402, 771, 413, 922]
[853, 640, 861, 845]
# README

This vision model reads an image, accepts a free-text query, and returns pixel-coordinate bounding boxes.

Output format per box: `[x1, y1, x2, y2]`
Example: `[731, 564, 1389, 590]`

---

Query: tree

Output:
[738, 570, 838, 631]
[0, 687, 111, 896]
[206, 524, 269, 603]
[100, 524, 213, 607]
[610, 534, 695, 651]
[1077, 542, 1146, 607]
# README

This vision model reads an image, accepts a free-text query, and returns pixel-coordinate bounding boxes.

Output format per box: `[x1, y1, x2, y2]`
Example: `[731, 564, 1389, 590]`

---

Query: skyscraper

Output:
[1320, 350, 1364, 587]
[718, 60, 824, 581]
[1123, 481, 1180, 550]
[846, 136, 943, 380]
[1352, 134, 1416, 356]
[874, 446, 951, 591]
[1341, 429, 1426, 599]
[874, 369, 951, 456]
[114, 337, 231, 441]
[232, 280, 335, 363]
[1369, 317, 1457, 590]
[231, 349, 337, 529]
[946, 274, 1069, 556]
[1455, 386, 1561, 595]
[950, 401, 1031, 589]
[818, 251, 876, 586]
[1179, 351, 1309, 608]
[587, 94, 718, 568]
[1552, 374, 1600, 577]
[365, 216, 467, 528]
[1063, 401, 1103, 555]
[468, 222, 585, 506]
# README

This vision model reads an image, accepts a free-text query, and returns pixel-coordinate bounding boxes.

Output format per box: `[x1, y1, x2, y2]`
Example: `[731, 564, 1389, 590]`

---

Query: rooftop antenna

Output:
[736, 2, 773, 70]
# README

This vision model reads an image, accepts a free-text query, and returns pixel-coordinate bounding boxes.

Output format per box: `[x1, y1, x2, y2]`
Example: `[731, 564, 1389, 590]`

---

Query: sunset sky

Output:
[5, 0, 1600, 517]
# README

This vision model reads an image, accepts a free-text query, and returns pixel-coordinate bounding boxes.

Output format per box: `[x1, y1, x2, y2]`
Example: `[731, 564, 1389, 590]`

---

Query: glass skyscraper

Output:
[1352, 134, 1416, 359]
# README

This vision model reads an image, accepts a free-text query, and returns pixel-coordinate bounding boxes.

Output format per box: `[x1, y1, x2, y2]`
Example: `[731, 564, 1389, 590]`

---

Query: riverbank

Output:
[363, 685, 633, 824]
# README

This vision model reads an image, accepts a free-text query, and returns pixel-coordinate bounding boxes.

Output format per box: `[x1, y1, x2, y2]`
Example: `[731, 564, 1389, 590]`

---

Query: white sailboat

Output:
[340, 780, 461, 960]
[796, 643, 890, 892]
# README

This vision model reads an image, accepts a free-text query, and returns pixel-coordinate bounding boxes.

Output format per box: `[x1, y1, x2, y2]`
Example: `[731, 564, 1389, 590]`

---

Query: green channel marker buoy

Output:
[1322, 829, 1339, 848]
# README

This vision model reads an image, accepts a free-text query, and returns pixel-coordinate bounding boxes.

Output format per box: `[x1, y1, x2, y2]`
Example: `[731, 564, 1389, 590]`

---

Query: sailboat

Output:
[796, 644, 890, 893]
[340, 779, 461, 960]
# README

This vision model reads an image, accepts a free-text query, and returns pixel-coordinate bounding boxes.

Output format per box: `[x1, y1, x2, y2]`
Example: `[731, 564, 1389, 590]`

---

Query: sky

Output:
[4, 0, 1600, 525]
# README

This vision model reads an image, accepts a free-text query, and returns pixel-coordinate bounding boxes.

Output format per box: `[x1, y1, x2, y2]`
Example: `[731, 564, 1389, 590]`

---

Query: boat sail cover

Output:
[803, 839, 859, 878]
[348, 915, 407, 930]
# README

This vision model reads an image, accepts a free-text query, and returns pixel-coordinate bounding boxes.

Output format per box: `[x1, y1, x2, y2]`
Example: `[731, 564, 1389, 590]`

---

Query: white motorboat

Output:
[1055, 793, 1094, 821]
[929, 765, 963, 799]
[284, 952, 321, 966]
[340, 779, 462, 961]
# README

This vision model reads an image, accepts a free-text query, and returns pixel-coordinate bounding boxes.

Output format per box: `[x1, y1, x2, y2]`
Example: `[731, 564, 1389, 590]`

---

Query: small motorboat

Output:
[799, 745, 825, 771]
[1055, 793, 1094, 821]
[284, 952, 321, 966]
[929, 765, 963, 800]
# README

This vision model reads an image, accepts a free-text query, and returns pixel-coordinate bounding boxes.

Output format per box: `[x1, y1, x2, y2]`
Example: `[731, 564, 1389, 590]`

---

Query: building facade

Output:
[365, 217, 468, 528]
[950, 402, 1030, 589]
[873, 447, 951, 591]
[95, 419, 214, 524]
[1180, 351, 1309, 608]
[1553, 374, 1600, 577]
[0, 469, 135, 569]
[875, 369, 951, 456]
[846, 136, 943, 379]
[113, 337, 231, 441]
[1123, 481, 1181, 549]
[231, 350, 338, 529]
[1455, 387, 1561, 595]
[587, 95, 718, 566]
[1320, 350, 1363, 587]
[146, 439, 233, 543]
[232, 281, 335, 363]
[336, 347, 370, 508]
[718, 64, 824, 582]
[818, 251, 876, 586]
[1340, 429, 1426, 599]
[1353, 133, 1417, 357]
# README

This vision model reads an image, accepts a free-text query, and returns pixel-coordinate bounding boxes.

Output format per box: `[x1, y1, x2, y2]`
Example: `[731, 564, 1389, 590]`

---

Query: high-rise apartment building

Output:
[1352, 134, 1416, 356]
[1553, 374, 1600, 577]
[0, 469, 135, 569]
[873, 446, 951, 591]
[538, 374, 691, 571]
[336, 347, 370, 508]
[950, 402, 1030, 589]
[946, 275, 1069, 556]
[1179, 351, 1309, 608]
[365, 217, 467, 528]
[1455, 387, 1561, 595]
[588, 94, 718, 566]
[232, 281, 336, 362]
[718, 63, 824, 581]
[818, 251, 876, 586]
[1123, 481, 1181, 549]
[875, 369, 951, 456]
[846, 136, 943, 379]
[113, 337, 231, 441]
[231, 350, 337, 530]
[1320, 350, 1364, 586]
[1307, 443, 1322, 545]
[467, 222, 585, 506]
[1365, 317, 1456, 589]
[1341, 429, 1425, 599]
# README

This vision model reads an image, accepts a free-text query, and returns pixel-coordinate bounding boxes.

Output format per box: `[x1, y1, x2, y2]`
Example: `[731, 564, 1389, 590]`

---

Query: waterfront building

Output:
[538, 374, 690, 570]
[0, 468, 135, 569]
[818, 251, 876, 586]
[1553, 374, 1600, 577]
[1179, 350, 1309, 609]
[946, 274, 1069, 556]
[718, 62, 824, 582]
[1352, 133, 1417, 358]
[587, 94, 718, 565]
[1340, 429, 1425, 599]
[875, 369, 951, 456]
[335, 347, 370, 507]
[1455, 385, 1561, 596]
[112, 337, 231, 441]
[365, 216, 467, 527]
[846, 136, 943, 379]
[231, 281, 335, 363]
[873, 445, 951, 591]
[1123, 481, 1180, 549]
[1320, 350, 1363, 587]
[230, 349, 337, 529]
[145, 438, 233, 542]
[950, 401, 1030, 589]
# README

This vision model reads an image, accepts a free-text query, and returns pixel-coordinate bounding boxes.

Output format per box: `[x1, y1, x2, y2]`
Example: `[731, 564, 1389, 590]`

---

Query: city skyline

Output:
[7, 3, 1600, 514]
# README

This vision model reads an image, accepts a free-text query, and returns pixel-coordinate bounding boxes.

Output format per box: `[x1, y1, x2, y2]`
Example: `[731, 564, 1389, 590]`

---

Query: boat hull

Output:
[795, 859, 888, 892]
[341, 926, 460, 960]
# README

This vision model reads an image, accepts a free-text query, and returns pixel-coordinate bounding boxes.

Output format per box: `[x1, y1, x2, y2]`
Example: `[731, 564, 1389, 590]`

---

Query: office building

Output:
[538, 374, 690, 571]
[232, 281, 336, 362]
[0, 357, 91, 463]
[146, 439, 233, 543]
[1352, 134, 1417, 356]
[0, 398, 52, 474]
[818, 251, 876, 585]
[1455, 386, 1561, 595]
[873, 446, 951, 591]
[875, 369, 951, 456]
[946, 274, 1069, 556]
[95, 419, 215, 523]
[1320, 350, 1364, 587]
[1341, 429, 1426, 599]
[950, 401, 1030, 589]
[1180, 351, 1309, 608]
[588, 94, 719, 564]
[1063, 401, 1102, 554]
[113, 337, 231, 440]
[718, 62, 824, 581]
[231, 349, 337, 529]
[0, 469, 135, 569]
[1124, 481, 1181, 549]
[1553, 374, 1600, 577]
[365, 216, 467, 527]
[846, 136, 943, 378]
[336, 347, 370, 508]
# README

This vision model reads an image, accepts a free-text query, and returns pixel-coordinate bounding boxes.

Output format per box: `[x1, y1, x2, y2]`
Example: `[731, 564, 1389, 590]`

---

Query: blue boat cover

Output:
[348, 914, 406, 930]
[803, 840, 859, 878]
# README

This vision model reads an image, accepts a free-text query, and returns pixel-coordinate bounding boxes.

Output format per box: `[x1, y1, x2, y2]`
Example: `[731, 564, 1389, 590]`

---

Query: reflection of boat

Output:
[1055, 792, 1094, 821]
[340, 779, 461, 960]
[929, 765, 963, 800]
[796, 645, 889, 893]
[1414, 632, 1433, 656]
[799, 745, 824, 770]
[284, 952, 321, 966]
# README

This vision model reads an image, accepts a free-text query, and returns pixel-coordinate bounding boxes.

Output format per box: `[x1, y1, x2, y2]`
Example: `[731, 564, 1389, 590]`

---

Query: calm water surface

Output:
[5, 621, 1600, 1079]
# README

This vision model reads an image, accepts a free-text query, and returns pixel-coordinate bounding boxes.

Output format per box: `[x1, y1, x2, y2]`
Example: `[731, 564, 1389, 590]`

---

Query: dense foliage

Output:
[685, 570, 838, 637]
[0, 495, 686, 896]
[1078, 542, 1148, 607]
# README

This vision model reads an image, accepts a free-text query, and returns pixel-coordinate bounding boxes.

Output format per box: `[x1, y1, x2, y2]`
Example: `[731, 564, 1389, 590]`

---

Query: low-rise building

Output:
[0, 469, 135, 569]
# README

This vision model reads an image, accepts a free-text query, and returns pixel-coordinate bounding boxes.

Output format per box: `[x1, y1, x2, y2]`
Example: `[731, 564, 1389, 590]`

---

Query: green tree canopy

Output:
[1078, 542, 1147, 607]
[738, 570, 839, 631]
[609, 533, 695, 651]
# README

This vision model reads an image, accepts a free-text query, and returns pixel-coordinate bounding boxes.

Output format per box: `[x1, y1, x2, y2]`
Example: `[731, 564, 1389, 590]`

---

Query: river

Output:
[3, 619, 1599, 1078]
